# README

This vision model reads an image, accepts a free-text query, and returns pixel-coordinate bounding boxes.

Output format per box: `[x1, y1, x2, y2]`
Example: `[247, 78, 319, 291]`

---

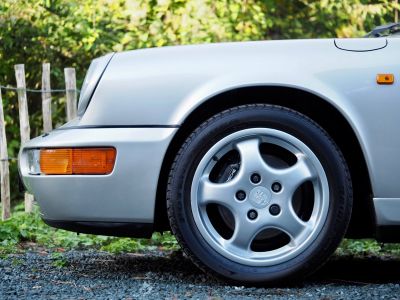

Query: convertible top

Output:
[365, 22, 400, 38]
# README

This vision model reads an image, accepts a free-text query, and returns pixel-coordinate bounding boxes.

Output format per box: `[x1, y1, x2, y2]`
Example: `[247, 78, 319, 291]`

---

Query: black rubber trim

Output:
[43, 219, 154, 238]
[56, 124, 180, 130]
[334, 39, 388, 52]
[376, 225, 400, 243]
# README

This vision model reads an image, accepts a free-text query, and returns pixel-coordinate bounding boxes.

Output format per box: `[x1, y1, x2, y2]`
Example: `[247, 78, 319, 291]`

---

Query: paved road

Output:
[1, 250, 400, 299]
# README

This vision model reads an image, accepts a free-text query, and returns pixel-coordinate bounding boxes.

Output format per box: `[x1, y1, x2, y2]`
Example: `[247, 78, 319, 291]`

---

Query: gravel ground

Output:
[1, 249, 400, 299]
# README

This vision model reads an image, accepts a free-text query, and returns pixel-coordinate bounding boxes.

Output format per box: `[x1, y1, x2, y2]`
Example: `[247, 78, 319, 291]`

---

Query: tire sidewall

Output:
[168, 105, 352, 283]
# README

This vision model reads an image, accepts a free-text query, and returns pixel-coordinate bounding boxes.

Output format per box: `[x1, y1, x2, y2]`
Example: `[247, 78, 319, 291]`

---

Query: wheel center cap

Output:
[249, 186, 271, 209]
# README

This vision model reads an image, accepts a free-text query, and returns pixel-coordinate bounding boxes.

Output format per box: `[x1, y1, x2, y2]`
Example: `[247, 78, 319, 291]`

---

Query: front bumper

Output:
[19, 127, 177, 224]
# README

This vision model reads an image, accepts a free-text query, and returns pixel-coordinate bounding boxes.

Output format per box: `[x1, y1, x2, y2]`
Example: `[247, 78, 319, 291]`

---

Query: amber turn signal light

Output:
[376, 74, 394, 85]
[40, 148, 116, 175]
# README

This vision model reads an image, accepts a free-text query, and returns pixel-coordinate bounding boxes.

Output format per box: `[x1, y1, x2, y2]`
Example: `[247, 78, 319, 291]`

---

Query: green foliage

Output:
[0, 0, 398, 201]
[51, 251, 68, 267]
[337, 239, 382, 256]
[100, 232, 179, 253]
[1, 1, 399, 255]
[263, 0, 397, 39]
[0, 204, 179, 256]
[0, 0, 399, 256]
[337, 238, 400, 257]
[1, 205, 400, 257]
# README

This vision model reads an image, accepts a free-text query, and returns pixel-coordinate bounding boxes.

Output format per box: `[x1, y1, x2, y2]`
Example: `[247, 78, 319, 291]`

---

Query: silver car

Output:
[19, 24, 400, 283]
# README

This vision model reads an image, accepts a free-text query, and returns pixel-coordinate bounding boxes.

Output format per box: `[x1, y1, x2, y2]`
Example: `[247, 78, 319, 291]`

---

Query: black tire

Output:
[167, 104, 352, 284]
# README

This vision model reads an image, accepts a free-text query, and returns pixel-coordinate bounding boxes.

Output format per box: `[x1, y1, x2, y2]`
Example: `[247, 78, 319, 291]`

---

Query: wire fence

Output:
[0, 85, 79, 93]
[0, 63, 79, 219]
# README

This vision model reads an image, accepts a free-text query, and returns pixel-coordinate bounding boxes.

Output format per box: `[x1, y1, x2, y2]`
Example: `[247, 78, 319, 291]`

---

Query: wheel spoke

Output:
[198, 176, 237, 210]
[228, 218, 261, 250]
[235, 138, 266, 175]
[274, 208, 310, 244]
[281, 155, 316, 196]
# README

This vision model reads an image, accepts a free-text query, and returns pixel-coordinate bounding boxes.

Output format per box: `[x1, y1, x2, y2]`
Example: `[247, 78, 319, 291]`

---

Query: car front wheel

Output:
[167, 104, 352, 284]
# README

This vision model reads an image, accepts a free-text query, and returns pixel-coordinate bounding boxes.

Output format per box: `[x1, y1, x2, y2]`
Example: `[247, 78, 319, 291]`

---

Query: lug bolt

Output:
[250, 173, 261, 184]
[269, 204, 281, 216]
[271, 182, 282, 193]
[247, 209, 258, 220]
[235, 190, 246, 201]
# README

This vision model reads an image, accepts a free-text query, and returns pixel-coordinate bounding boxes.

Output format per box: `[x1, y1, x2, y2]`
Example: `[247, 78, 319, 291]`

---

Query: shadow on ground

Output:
[311, 255, 400, 284]
[67, 251, 400, 285]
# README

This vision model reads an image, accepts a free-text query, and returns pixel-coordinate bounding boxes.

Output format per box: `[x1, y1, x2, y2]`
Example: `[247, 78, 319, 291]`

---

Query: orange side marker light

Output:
[376, 74, 394, 85]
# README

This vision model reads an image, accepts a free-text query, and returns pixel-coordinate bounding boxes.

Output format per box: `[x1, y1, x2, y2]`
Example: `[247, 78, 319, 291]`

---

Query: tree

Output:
[0, 0, 398, 201]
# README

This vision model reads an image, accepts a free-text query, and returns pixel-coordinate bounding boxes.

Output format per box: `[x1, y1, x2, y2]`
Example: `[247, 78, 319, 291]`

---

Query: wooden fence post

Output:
[64, 68, 77, 121]
[0, 88, 11, 220]
[14, 64, 34, 213]
[42, 63, 52, 132]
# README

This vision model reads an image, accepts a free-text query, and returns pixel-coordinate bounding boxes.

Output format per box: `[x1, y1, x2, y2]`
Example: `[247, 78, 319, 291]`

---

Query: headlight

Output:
[77, 53, 115, 117]
[27, 149, 41, 175]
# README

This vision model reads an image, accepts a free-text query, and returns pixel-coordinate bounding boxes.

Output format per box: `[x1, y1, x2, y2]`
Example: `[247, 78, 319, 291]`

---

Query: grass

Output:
[1, 203, 400, 258]
[0, 204, 179, 257]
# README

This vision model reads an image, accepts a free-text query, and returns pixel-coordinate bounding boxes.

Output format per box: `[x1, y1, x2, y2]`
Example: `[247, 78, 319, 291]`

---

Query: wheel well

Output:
[154, 86, 375, 238]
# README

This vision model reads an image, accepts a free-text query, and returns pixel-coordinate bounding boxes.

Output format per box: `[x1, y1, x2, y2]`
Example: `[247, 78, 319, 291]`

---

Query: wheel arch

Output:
[154, 85, 375, 238]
